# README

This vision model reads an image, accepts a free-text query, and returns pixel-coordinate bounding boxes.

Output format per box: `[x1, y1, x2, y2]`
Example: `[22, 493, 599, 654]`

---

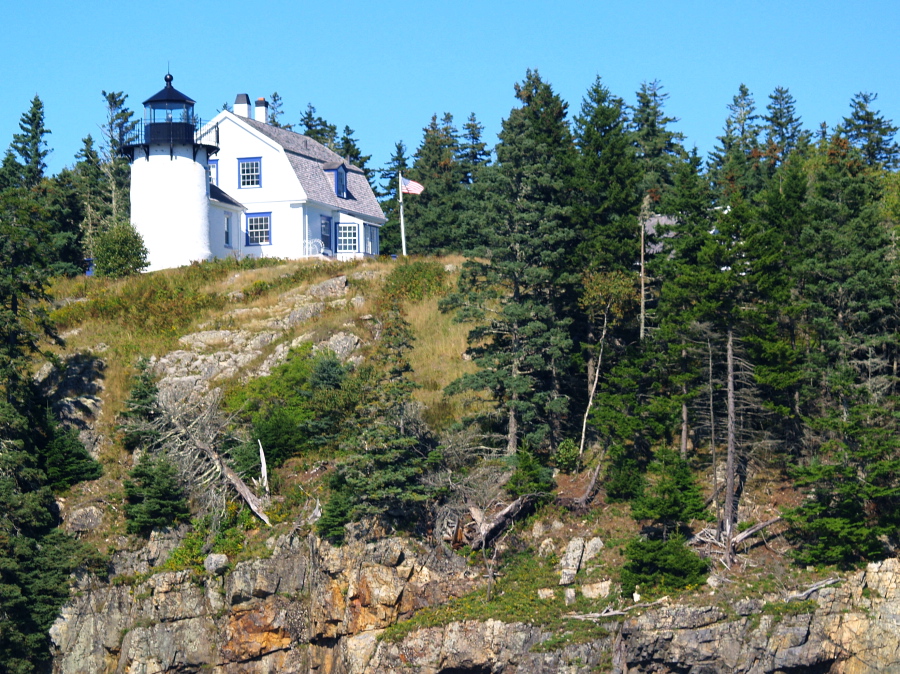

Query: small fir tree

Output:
[124, 454, 190, 535]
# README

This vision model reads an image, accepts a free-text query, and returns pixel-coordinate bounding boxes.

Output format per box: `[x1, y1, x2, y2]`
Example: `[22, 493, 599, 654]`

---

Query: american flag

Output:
[401, 177, 425, 194]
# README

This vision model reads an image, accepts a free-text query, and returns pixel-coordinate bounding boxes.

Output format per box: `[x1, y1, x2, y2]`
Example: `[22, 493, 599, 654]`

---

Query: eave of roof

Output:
[209, 184, 245, 210]
[238, 117, 384, 222]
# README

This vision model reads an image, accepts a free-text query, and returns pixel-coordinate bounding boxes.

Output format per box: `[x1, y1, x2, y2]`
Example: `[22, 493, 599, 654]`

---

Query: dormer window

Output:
[336, 165, 347, 198]
[324, 161, 349, 199]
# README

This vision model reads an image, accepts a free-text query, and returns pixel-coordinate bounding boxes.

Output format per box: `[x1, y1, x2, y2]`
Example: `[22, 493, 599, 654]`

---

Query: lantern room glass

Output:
[145, 100, 195, 124]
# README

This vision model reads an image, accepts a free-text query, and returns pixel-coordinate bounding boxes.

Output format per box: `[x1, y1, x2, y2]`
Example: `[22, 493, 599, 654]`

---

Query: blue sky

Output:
[4, 0, 898, 183]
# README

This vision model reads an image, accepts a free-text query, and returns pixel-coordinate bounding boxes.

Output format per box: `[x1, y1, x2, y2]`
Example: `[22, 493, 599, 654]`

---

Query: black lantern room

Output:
[142, 73, 196, 144]
[123, 73, 218, 160]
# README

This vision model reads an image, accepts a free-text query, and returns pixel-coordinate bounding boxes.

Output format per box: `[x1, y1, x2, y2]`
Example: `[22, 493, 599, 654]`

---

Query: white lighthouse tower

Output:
[124, 74, 219, 271]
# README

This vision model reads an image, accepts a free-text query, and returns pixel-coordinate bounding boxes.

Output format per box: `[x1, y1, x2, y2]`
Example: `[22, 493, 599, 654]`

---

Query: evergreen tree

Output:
[124, 454, 190, 535]
[402, 113, 469, 253]
[99, 91, 137, 222]
[762, 86, 806, 170]
[445, 70, 576, 452]
[795, 133, 896, 412]
[458, 112, 491, 184]
[73, 134, 108, 258]
[0, 149, 23, 191]
[299, 103, 338, 149]
[0, 189, 59, 407]
[377, 141, 409, 255]
[119, 358, 161, 451]
[327, 312, 427, 526]
[841, 91, 899, 169]
[9, 95, 51, 189]
[338, 125, 374, 185]
[39, 168, 86, 275]
[37, 410, 102, 492]
[786, 404, 900, 567]
[267, 91, 292, 129]
[709, 84, 763, 199]
[631, 80, 686, 202]
[0, 190, 101, 671]
[740, 157, 809, 444]
[631, 448, 707, 536]
[571, 75, 643, 272]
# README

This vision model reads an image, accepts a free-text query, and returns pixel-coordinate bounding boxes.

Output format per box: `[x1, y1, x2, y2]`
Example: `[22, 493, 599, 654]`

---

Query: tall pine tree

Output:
[445, 70, 576, 452]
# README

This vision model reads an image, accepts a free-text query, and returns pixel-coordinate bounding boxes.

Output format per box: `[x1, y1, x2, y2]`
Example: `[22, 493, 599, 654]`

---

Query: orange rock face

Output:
[222, 604, 292, 661]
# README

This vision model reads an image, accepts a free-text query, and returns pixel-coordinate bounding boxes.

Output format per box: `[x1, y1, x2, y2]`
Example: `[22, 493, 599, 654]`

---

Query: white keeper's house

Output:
[123, 74, 384, 272]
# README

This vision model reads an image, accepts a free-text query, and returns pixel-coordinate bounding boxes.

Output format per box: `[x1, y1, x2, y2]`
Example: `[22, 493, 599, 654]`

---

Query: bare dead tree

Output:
[138, 387, 272, 526]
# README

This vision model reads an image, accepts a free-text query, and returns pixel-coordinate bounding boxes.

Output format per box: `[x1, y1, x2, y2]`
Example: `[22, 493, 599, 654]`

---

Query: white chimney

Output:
[234, 93, 251, 118]
[255, 97, 269, 123]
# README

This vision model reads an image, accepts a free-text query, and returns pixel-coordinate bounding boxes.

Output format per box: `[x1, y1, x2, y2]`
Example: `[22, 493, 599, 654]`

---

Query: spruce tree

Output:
[124, 454, 190, 535]
[328, 312, 427, 526]
[338, 125, 374, 185]
[299, 103, 338, 149]
[99, 91, 137, 222]
[267, 91, 292, 129]
[73, 134, 109, 258]
[458, 112, 491, 184]
[9, 95, 51, 189]
[631, 80, 686, 202]
[39, 169, 86, 276]
[762, 86, 806, 170]
[709, 84, 764, 199]
[796, 133, 896, 411]
[377, 141, 409, 255]
[402, 113, 467, 254]
[445, 70, 576, 452]
[571, 76, 642, 272]
[0, 190, 101, 671]
[841, 91, 899, 169]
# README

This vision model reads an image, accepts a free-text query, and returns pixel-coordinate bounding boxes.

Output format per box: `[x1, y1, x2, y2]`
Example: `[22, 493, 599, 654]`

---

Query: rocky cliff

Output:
[45, 265, 900, 673]
[51, 527, 900, 673]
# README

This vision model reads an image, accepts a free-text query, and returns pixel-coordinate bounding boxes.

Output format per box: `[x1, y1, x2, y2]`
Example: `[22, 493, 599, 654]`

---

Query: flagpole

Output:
[399, 170, 408, 257]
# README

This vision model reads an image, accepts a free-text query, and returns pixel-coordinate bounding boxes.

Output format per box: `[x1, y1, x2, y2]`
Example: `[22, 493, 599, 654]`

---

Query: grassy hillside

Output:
[40, 255, 853, 646]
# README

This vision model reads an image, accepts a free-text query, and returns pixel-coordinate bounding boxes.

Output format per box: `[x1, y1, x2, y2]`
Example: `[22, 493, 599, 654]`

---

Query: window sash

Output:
[337, 223, 357, 252]
[239, 158, 261, 188]
[247, 215, 270, 245]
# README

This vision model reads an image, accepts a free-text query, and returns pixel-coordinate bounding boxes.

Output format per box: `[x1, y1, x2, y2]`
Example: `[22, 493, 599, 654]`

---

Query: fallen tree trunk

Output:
[470, 495, 531, 550]
[731, 516, 782, 547]
[171, 416, 272, 527]
[573, 463, 602, 509]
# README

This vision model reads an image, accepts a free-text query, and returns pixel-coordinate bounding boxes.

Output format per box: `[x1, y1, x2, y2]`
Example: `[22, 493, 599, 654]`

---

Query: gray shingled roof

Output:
[240, 118, 385, 223]
[209, 184, 244, 210]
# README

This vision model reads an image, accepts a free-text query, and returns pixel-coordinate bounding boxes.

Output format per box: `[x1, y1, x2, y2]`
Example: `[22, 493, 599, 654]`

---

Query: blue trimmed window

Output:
[208, 159, 218, 186]
[239, 157, 261, 188]
[364, 224, 379, 255]
[337, 222, 358, 253]
[321, 215, 332, 253]
[246, 212, 271, 246]
[336, 166, 347, 198]
[224, 213, 232, 248]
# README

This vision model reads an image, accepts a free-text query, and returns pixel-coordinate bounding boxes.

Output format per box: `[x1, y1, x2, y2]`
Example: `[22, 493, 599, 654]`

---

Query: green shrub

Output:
[93, 221, 148, 278]
[124, 454, 190, 535]
[317, 476, 354, 544]
[506, 445, 554, 499]
[631, 448, 707, 534]
[119, 358, 160, 452]
[620, 536, 708, 596]
[39, 414, 102, 491]
[381, 260, 447, 307]
[552, 438, 580, 473]
[605, 445, 645, 502]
